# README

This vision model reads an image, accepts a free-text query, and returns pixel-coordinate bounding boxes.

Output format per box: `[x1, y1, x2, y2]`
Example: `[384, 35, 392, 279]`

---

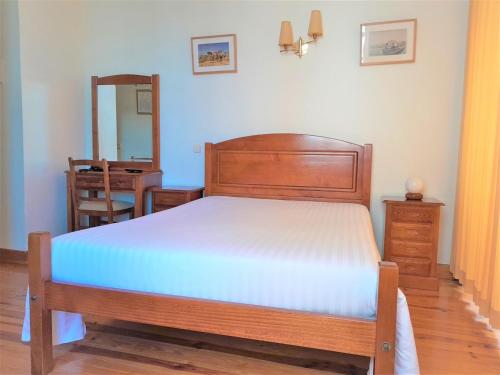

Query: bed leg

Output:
[374, 261, 398, 375]
[28, 232, 54, 375]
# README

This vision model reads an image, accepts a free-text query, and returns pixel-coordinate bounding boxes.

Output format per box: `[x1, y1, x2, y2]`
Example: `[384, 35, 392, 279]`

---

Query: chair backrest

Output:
[68, 158, 113, 229]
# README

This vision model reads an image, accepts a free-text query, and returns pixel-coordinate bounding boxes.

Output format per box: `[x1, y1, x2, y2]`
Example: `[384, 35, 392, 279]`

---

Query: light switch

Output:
[193, 144, 201, 153]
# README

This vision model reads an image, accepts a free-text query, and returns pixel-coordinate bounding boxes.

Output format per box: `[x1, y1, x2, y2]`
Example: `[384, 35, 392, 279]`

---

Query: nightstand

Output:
[383, 197, 444, 291]
[151, 186, 204, 212]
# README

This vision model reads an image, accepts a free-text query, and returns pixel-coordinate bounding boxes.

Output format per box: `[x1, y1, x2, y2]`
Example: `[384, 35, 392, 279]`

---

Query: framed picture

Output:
[136, 89, 152, 115]
[360, 19, 417, 66]
[191, 34, 237, 75]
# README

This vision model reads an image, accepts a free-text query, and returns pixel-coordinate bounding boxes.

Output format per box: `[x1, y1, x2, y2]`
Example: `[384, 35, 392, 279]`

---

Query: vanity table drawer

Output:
[75, 174, 135, 190]
[391, 222, 433, 242]
[75, 175, 105, 190]
[110, 176, 135, 190]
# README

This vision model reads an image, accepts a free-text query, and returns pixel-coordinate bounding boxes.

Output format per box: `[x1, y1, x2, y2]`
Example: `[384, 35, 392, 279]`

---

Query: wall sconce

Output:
[279, 10, 323, 58]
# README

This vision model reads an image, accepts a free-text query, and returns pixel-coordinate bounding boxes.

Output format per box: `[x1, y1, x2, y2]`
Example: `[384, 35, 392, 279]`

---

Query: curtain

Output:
[451, 0, 500, 328]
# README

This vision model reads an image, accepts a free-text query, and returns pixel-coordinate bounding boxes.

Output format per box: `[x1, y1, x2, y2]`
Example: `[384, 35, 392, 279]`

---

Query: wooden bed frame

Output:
[29, 134, 398, 375]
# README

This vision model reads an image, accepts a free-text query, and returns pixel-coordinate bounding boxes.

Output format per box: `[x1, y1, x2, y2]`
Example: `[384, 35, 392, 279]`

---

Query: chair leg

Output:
[129, 210, 134, 220]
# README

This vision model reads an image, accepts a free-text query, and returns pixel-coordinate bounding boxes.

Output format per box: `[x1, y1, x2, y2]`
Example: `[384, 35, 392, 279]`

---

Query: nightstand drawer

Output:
[391, 222, 433, 242]
[154, 191, 187, 206]
[152, 186, 204, 213]
[154, 204, 178, 211]
[390, 256, 431, 276]
[390, 240, 432, 258]
[392, 206, 434, 224]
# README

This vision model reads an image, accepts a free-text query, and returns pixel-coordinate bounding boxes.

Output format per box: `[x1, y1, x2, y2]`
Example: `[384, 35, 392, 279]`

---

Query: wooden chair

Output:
[68, 158, 134, 231]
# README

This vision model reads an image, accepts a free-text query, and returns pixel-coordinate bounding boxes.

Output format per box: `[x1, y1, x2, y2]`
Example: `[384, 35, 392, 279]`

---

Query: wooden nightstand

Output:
[383, 197, 444, 291]
[151, 186, 204, 212]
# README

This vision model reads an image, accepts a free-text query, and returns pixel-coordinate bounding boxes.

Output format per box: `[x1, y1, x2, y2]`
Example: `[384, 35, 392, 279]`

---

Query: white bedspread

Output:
[22, 196, 419, 374]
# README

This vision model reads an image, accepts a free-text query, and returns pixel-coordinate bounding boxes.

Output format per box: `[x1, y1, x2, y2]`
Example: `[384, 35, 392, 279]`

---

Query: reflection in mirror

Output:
[98, 84, 153, 162]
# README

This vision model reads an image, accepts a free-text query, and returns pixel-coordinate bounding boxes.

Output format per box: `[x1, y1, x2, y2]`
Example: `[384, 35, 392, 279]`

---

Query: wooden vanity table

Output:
[66, 169, 162, 231]
[66, 74, 163, 231]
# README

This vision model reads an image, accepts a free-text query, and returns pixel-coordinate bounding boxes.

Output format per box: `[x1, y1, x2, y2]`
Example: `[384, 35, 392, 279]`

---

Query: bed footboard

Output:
[28, 231, 398, 375]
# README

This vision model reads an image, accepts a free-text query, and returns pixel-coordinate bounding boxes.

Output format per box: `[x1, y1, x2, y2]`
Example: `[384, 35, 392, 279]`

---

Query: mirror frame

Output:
[91, 74, 160, 170]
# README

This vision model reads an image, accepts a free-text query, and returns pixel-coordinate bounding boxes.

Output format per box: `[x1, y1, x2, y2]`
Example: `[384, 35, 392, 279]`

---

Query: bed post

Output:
[362, 144, 373, 209]
[374, 261, 398, 375]
[28, 232, 53, 375]
[204, 143, 213, 196]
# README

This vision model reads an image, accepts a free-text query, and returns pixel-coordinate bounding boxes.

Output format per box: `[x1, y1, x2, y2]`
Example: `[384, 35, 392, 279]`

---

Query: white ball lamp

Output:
[405, 177, 424, 200]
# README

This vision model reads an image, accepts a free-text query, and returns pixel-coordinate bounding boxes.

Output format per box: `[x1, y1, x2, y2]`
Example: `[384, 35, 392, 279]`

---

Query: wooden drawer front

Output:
[188, 190, 203, 201]
[390, 240, 432, 258]
[75, 175, 106, 189]
[391, 257, 430, 276]
[391, 223, 433, 242]
[75, 174, 134, 190]
[392, 206, 434, 224]
[154, 192, 187, 207]
[154, 204, 178, 212]
[110, 176, 135, 190]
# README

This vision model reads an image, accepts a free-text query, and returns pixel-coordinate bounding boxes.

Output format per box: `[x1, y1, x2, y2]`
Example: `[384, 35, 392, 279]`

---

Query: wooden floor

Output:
[1, 262, 499, 374]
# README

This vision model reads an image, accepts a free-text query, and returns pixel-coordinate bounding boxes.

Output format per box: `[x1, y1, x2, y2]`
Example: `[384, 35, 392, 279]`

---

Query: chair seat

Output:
[79, 200, 134, 212]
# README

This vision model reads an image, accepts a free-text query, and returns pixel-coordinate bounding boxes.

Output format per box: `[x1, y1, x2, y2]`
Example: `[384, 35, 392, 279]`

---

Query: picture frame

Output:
[191, 34, 237, 75]
[136, 89, 152, 115]
[360, 19, 417, 66]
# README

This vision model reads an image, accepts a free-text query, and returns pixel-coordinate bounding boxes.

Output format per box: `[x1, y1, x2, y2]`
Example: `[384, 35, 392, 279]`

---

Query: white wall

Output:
[1, 0, 26, 250]
[80, 1, 468, 263]
[7, 1, 468, 262]
[16, 0, 87, 246]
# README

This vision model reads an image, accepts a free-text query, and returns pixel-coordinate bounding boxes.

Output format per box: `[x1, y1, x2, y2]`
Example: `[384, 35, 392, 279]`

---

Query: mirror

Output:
[98, 84, 153, 162]
[92, 74, 160, 170]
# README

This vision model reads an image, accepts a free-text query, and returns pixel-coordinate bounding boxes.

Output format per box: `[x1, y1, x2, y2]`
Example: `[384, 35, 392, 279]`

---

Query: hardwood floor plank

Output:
[83, 323, 367, 374]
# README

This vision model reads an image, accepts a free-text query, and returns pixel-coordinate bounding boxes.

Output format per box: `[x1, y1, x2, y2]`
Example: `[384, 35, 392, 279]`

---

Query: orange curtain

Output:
[451, 0, 500, 328]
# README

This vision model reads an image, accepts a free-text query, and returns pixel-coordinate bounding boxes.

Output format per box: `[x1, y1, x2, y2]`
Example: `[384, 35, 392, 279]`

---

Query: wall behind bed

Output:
[79, 0, 468, 263]
[11, 1, 468, 264]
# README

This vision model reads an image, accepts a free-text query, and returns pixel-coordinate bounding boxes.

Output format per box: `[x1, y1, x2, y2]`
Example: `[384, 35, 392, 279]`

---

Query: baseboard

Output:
[0, 248, 27, 264]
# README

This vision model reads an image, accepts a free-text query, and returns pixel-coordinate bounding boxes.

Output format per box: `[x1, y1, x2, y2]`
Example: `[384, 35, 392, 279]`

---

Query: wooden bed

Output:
[28, 134, 398, 375]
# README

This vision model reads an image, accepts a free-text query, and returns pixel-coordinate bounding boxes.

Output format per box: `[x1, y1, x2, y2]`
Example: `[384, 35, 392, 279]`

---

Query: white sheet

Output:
[22, 196, 419, 374]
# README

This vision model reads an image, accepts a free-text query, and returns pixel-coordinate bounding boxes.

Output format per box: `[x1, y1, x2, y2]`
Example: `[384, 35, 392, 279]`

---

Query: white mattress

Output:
[23, 196, 419, 374]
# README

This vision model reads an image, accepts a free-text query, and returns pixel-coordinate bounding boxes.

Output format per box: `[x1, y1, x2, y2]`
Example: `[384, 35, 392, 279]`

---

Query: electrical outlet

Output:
[193, 144, 201, 153]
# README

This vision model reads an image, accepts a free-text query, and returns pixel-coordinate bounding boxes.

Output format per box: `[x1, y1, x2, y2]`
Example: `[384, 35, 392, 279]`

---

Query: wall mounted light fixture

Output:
[279, 10, 323, 58]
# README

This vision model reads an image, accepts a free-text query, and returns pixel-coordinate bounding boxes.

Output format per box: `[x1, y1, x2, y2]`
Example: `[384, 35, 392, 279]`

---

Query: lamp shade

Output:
[308, 10, 323, 38]
[405, 177, 424, 194]
[279, 21, 294, 46]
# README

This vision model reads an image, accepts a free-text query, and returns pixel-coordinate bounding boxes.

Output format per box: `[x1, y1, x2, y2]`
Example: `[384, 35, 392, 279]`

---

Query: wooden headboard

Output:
[205, 133, 372, 208]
